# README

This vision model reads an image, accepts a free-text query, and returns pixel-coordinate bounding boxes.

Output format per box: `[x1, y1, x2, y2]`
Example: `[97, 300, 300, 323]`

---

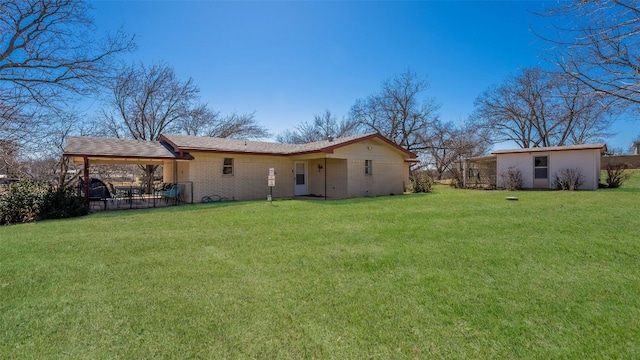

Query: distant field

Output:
[1, 172, 639, 358]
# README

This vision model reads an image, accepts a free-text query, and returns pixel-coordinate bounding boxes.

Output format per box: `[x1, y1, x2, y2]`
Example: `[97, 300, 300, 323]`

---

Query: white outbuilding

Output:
[493, 143, 607, 190]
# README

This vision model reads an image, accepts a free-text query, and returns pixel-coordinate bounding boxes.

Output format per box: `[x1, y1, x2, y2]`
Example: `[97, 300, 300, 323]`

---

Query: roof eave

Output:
[492, 143, 607, 155]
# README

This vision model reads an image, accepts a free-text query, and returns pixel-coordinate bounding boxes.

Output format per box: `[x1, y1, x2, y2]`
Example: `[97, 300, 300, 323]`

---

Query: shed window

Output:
[365, 160, 372, 175]
[223, 158, 234, 175]
[534, 156, 548, 179]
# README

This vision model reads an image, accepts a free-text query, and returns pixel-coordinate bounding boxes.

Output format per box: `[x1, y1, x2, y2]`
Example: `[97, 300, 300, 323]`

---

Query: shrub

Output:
[554, 168, 584, 191]
[408, 174, 434, 193]
[38, 185, 88, 220]
[500, 167, 522, 191]
[0, 180, 46, 225]
[0, 181, 87, 225]
[605, 162, 631, 188]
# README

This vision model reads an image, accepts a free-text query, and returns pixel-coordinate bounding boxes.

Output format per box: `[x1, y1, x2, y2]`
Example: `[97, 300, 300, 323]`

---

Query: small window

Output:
[223, 158, 234, 175]
[534, 156, 548, 179]
[365, 160, 372, 175]
[534, 156, 548, 167]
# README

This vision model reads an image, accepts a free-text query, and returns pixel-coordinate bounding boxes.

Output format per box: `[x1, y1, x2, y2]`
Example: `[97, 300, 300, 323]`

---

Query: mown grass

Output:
[1, 173, 639, 358]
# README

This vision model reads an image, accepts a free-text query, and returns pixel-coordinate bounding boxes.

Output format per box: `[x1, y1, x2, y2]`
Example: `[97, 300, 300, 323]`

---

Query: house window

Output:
[534, 156, 548, 179]
[223, 158, 234, 175]
[365, 160, 372, 175]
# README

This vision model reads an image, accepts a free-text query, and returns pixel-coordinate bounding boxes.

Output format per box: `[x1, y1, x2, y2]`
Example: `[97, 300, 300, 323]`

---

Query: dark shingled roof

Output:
[64, 137, 177, 159]
[159, 134, 301, 154]
[64, 133, 418, 160]
[160, 133, 417, 158]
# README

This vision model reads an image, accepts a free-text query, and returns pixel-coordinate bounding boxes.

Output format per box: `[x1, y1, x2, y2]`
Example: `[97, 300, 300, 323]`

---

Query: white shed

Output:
[493, 143, 607, 190]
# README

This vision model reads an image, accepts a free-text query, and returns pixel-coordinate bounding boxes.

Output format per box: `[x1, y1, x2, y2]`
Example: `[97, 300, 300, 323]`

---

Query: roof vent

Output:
[327, 136, 334, 142]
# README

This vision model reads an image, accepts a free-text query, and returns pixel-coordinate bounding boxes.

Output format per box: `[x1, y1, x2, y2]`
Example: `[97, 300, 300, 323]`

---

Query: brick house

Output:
[64, 133, 417, 202]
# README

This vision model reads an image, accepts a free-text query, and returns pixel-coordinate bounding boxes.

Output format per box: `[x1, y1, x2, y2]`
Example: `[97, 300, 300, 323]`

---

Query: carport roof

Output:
[64, 136, 182, 163]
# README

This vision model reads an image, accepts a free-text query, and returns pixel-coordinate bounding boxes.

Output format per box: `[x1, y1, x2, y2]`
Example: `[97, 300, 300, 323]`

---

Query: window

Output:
[365, 160, 372, 175]
[223, 158, 234, 175]
[295, 162, 305, 185]
[534, 156, 548, 179]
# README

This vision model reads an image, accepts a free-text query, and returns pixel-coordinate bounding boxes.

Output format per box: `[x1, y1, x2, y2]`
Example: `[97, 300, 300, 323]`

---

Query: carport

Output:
[63, 136, 193, 207]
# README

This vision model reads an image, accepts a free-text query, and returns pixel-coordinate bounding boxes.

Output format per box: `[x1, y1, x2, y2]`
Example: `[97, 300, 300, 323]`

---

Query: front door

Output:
[294, 161, 308, 195]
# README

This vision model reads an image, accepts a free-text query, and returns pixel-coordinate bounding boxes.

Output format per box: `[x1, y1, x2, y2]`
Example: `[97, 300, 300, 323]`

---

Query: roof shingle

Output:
[64, 133, 417, 160]
[64, 137, 177, 159]
[159, 133, 415, 157]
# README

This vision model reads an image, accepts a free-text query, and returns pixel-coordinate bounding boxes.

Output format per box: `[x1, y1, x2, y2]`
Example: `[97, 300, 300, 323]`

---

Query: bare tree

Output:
[45, 111, 96, 185]
[179, 105, 218, 136]
[0, 139, 20, 176]
[101, 62, 272, 191]
[2, 109, 95, 184]
[180, 105, 270, 139]
[0, 0, 135, 142]
[276, 110, 361, 144]
[349, 70, 439, 154]
[538, 0, 640, 106]
[425, 120, 491, 180]
[102, 62, 198, 141]
[472, 67, 613, 148]
[100, 62, 199, 192]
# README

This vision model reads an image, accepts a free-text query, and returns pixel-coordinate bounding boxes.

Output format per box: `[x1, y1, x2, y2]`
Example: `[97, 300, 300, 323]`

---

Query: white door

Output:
[294, 161, 308, 195]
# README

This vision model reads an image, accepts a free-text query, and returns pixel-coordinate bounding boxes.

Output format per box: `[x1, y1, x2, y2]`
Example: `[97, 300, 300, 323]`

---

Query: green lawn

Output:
[2, 173, 639, 359]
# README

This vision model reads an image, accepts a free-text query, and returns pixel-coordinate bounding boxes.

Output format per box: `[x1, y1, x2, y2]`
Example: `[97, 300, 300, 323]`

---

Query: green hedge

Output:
[0, 181, 87, 225]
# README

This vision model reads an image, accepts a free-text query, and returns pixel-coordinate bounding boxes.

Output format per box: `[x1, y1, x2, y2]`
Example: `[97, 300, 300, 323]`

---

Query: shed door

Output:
[294, 161, 308, 195]
[533, 155, 549, 188]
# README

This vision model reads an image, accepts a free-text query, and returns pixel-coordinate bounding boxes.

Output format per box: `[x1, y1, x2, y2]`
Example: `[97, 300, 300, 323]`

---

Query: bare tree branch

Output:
[472, 67, 614, 148]
[101, 62, 197, 141]
[0, 0, 135, 154]
[277, 109, 361, 144]
[536, 0, 640, 106]
[349, 70, 440, 154]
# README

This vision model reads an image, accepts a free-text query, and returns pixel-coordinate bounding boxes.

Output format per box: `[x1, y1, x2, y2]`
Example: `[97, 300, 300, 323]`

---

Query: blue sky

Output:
[91, 1, 636, 151]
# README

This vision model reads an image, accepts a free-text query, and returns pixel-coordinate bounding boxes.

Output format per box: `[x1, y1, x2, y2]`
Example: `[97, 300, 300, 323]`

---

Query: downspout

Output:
[83, 156, 90, 207]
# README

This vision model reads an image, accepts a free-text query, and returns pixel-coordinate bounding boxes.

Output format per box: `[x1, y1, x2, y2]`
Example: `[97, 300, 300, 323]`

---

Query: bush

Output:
[500, 167, 522, 191]
[38, 185, 88, 220]
[554, 168, 584, 191]
[605, 163, 631, 188]
[0, 181, 87, 225]
[0, 180, 46, 225]
[408, 174, 434, 193]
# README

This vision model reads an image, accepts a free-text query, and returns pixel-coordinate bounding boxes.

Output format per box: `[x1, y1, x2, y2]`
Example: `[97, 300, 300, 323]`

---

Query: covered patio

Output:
[463, 155, 497, 189]
[64, 137, 194, 210]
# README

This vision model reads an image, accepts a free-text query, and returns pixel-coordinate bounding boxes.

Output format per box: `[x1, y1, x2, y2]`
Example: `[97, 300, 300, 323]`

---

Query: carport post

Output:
[83, 156, 90, 207]
[462, 159, 467, 188]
